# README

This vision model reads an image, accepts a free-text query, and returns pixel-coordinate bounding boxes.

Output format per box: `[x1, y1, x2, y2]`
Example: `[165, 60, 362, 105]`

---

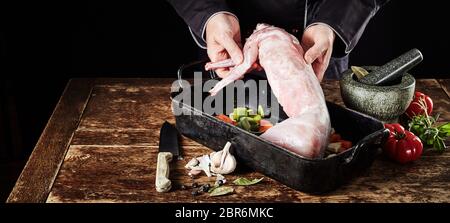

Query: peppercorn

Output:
[180, 185, 187, 190]
[191, 190, 200, 196]
[192, 182, 198, 188]
[201, 184, 210, 192]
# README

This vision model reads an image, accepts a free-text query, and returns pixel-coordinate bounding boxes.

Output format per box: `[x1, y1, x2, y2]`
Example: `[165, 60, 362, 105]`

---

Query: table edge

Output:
[6, 78, 95, 203]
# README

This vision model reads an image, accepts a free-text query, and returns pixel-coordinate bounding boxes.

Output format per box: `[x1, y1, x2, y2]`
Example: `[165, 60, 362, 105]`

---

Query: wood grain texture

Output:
[9, 78, 450, 203]
[415, 79, 450, 121]
[7, 79, 94, 203]
[47, 145, 450, 203]
[438, 79, 450, 99]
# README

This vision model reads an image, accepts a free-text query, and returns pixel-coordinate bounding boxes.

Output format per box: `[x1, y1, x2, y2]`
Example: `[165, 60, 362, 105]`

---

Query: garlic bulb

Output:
[210, 142, 236, 174]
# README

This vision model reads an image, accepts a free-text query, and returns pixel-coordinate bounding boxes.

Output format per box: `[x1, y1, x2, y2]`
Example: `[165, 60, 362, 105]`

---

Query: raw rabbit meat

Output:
[206, 23, 330, 158]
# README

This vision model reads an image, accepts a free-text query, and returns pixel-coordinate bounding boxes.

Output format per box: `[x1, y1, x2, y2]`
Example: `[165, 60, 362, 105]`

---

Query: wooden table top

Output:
[7, 78, 450, 203]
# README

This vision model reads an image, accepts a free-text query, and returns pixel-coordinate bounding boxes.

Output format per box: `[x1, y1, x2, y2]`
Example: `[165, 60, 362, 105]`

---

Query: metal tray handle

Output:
[344, 128, 390, 165]
[177, 59, 217, 88]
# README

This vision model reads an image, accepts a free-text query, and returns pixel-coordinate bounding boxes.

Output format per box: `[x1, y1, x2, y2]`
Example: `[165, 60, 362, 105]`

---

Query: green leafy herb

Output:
[209, 186, 234, 197]
[408, 114, 450, 152]
[233, 177, 264, 186]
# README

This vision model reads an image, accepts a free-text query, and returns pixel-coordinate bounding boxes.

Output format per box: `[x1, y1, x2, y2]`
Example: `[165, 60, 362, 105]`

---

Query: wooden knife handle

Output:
[155, 152, 173, 192]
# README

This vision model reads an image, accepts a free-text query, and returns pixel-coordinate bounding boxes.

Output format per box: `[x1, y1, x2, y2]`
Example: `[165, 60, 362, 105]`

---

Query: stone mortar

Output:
[340, 66, 415, 123]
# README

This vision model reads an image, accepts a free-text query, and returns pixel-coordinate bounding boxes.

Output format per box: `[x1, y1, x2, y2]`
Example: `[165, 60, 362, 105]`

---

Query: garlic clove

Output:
[189, 166, 204, 171]
[198, 154, 212, 177]
[189, 169, 202, 176]
[221, 142, 233, 169]
[210, 151, 222, 168]
[185, 158, 199, 169]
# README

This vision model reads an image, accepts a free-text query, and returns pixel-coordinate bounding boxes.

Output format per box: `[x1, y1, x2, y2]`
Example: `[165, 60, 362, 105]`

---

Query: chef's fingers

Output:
[304, 42, 327, 64]
[207, 44, 227, 62]
[217, 34, 244, 65]
[205, 59, 235, 71]
[313, 48, 333, 82]
[206, 43, 233, 78]
[312, 61, 325, 82]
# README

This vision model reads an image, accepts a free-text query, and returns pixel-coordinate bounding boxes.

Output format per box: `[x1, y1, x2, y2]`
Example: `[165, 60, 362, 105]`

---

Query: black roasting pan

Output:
[171, 60, 389, 193]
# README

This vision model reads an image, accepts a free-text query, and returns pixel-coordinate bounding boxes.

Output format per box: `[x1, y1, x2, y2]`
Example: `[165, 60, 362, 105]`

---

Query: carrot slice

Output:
[258, 125, 272, 133]
[216, 114, 236, 125]
[258, 119, 273, 133]
[260, 119, 273, 126]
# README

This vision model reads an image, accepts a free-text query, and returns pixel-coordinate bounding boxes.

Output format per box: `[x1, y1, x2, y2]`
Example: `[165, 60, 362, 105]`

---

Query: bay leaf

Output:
[209, 186, 234, 197]
[351, 66, 369, 80]
[208, 185, 219, 193]
[233, 177, 264, 186]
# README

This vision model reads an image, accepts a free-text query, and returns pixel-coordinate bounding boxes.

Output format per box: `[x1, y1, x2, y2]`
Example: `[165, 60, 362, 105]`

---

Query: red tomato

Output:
[383, 123, 423, 164]
[405, 91, 433, 118]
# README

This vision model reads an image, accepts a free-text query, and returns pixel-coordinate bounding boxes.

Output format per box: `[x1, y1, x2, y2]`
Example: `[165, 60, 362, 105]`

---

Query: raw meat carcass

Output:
[206, 23, 331, 158]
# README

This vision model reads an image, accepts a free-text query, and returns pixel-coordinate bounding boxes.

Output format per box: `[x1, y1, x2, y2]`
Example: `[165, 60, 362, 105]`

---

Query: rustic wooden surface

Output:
[7, 79, 94, 203]
[8, 78, 450, 203]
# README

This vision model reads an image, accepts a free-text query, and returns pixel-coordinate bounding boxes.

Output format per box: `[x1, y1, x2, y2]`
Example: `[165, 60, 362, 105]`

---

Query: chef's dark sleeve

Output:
[166, 0, 233, 48]
[307, 0, 390, 56]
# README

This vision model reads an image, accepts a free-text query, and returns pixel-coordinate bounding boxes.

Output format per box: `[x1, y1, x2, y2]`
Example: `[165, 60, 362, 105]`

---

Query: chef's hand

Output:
[301, 24, 335, 82]
[206, 13, 243, 78]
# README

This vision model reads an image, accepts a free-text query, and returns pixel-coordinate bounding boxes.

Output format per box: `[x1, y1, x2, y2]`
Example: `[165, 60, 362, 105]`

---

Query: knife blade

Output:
[155, 121, 180, 192]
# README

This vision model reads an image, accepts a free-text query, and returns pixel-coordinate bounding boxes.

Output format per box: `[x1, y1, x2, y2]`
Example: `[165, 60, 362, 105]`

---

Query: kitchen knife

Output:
[156, 121, 180, 192]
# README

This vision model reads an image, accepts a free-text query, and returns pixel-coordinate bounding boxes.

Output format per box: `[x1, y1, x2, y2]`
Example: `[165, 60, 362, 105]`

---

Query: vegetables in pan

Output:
[384, 123, 423, 163]
[216, 114, 236, 125]
[326, 133, 352, 154]
[216, 105, 273, 133]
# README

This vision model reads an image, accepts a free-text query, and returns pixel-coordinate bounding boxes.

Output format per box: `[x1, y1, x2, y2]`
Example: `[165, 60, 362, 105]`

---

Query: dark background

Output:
[0, 1, 449, 201]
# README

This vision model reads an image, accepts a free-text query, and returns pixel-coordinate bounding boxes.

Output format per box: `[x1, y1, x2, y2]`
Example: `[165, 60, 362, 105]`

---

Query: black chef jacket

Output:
[167, 0, 389, 79]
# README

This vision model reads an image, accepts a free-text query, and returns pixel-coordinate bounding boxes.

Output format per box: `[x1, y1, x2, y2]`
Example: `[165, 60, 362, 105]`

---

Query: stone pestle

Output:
[359, 48, 423, 86]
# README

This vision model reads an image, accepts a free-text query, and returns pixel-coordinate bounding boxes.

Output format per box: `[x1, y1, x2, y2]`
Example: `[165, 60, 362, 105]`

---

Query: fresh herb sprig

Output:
[407, 97, 450, 152]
